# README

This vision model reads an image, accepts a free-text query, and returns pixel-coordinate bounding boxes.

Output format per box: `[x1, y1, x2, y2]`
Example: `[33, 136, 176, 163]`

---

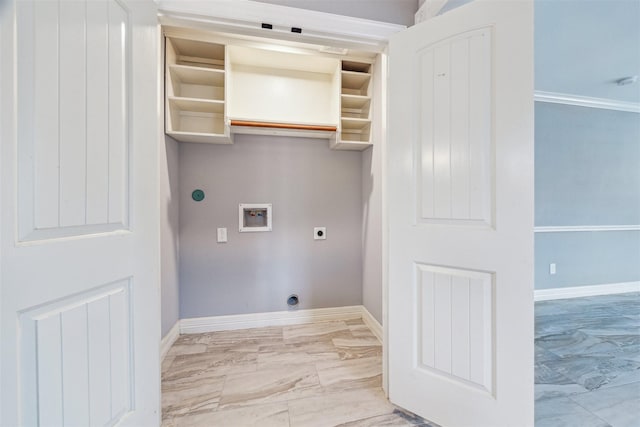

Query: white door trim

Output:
[534, 282, 640, 301]
[180, 305, 364, 334]
[161, 321, 181, 361]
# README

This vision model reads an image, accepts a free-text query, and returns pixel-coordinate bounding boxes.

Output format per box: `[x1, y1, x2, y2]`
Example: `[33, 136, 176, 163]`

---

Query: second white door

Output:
[387, 1, 535, 426]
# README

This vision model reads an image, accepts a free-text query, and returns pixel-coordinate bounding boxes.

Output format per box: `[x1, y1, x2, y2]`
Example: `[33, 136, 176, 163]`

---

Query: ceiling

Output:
[253, 0, 420, 27]
[535, 0, 640, 102]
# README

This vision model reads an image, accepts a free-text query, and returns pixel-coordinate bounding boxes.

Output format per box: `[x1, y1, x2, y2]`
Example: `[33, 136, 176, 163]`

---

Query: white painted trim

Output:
[180, 305, 363, 334]
[361, 306, 383, 342]
[535, 282, 640, 301]
[534, 91, 640, 113]
[534, 225, 640, 233]
[156, 0, 405, 53]
[160, 321, 180, 361]
[415, 0, 448, 24]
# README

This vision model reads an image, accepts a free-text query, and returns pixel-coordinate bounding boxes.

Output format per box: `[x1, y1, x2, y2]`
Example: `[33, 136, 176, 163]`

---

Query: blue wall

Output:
[535, 102, 640, 289]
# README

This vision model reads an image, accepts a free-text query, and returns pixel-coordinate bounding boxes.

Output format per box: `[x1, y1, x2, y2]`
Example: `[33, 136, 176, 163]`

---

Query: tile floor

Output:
[162, 318, 437, 426]
[535, 292, 640, 427]
[163, 293, 640, 426]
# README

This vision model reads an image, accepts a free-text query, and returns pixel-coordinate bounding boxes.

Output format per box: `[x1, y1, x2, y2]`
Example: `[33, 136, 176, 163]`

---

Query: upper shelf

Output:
[169, 37, 225, 69]
[341, 71, 371, 96]
[168, 97, 224, 114]
[169, 65, 225, 87]
[226, 45, 341, 130]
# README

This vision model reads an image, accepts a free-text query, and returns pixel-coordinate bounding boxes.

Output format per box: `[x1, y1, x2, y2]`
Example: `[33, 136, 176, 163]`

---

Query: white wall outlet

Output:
[217, 227, 228, 243]
[314, 227, 326, 240]
[549, 263, 556, 275]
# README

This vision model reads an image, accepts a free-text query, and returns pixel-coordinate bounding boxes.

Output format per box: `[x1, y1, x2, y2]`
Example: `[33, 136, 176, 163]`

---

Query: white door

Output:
[387, 1, 534, 426]
[1, 0, 160, 425]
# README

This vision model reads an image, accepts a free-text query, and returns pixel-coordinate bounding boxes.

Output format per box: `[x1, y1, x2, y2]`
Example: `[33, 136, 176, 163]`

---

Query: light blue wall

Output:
[535, 0, 640, 103]
[535, 103, 640, 226]
[535, 102, 640, 289]
[535, 231, 640, 289]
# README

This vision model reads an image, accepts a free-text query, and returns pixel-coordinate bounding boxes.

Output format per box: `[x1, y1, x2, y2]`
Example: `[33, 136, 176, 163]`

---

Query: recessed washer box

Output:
[239, 203, 272, 232]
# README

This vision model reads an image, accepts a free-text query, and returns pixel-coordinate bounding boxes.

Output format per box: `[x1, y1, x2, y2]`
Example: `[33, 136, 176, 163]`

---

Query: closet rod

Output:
[230, 120, 337, 132]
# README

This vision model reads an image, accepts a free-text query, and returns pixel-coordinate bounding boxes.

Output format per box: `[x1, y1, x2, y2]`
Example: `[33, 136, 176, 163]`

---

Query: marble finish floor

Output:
[535, 292, 640, 427]
[162, 318, 437, 426]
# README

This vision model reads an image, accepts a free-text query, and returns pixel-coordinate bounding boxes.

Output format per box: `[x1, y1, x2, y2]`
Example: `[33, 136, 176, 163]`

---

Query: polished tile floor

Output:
[535, 292, 640, 427]
[163, 293, 639, 426]
[162, 318, 436, 426]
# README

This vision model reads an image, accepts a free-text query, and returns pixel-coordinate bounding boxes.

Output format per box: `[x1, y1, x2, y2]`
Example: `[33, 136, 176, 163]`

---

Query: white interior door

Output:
[387, 1, 534, 426]
[0, 0, 160, 425]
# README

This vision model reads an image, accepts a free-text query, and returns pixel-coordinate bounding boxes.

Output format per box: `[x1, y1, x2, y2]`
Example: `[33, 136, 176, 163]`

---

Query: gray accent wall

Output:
[535, 102, 640, 289]
[254, 0, 419, 26]
[361, 57, 384, 324]
[178, 136, 363, 318]
[161, 136, 180, 336]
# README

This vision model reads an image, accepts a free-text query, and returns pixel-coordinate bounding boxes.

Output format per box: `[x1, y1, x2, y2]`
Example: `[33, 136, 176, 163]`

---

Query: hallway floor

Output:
[161, 318, 436, 426]
[535, 292, 640, 427]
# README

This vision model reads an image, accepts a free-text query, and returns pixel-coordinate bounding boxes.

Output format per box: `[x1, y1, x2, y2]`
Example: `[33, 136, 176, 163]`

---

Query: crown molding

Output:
[156, 0, 405, 53]
[534, 225, 640, 233]
[534, 91, 640, 113]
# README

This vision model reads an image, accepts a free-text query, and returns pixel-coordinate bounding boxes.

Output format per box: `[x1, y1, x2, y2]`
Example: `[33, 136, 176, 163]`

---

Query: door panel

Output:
[417, 28, 492, 226]
[1, 0, 160, 425]
[416, 264, 493, 394]
[18, 0, 130, 241]
[388, 1, 534, 426]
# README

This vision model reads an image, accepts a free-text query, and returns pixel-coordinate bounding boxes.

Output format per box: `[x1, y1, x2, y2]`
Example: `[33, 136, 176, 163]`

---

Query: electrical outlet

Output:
[550, 263, 556, 275]
[314, 227, 326, 240]
[217, 227, 227, 243]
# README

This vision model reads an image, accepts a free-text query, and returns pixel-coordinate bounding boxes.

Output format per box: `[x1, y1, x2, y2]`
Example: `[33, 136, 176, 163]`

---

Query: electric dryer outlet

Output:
[314, 227, 326, 240]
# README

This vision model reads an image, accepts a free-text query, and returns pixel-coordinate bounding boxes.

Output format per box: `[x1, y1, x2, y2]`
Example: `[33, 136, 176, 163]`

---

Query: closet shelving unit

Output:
[165, 37, 231, 144]
[332, 60, 373, 150]
[164, 33, 376, 150]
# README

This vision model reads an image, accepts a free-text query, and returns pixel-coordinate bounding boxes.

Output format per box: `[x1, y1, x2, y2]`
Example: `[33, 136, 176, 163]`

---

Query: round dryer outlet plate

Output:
[192, 189, 205, 202]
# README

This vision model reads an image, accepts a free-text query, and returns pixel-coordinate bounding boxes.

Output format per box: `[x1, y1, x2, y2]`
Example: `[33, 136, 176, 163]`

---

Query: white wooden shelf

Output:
[341, 71, 371, 96]
[334, 60, 373, 151]
[169, 65, 225, 100]
[341, 94, 371, 119]
[164, 35, 377, 150]
[169, 65, 224, 87]
[166, 130, 231, 145]
[332, 139, 373, 150]
[341, 117, 371, 130]
[165, 37, 230, 144]
[168, 97, 224, 114]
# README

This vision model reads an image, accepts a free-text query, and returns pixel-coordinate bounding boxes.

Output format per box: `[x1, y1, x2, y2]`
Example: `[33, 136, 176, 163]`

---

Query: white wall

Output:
[160, 136, 180, 336]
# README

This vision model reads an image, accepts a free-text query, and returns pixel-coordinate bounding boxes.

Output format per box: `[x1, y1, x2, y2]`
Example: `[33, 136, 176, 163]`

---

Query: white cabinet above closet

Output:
[227, 45, 341, 138]
[164, 33, 377, 150]
[165, 38, 231, 144]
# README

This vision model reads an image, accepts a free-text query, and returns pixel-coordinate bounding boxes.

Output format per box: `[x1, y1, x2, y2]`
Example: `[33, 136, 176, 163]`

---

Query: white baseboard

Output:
[361, 306, 383, 342]
[535, 281, 640, 301]
[180, 305, 364, 334]
[160, 320, 180, 360]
